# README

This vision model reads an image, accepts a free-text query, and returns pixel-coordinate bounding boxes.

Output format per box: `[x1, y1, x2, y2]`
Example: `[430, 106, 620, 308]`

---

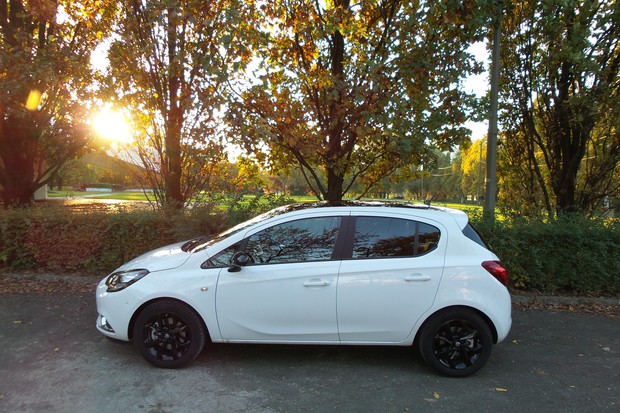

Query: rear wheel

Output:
[133, 300, 206, 368]
[419, 308, 493, 377]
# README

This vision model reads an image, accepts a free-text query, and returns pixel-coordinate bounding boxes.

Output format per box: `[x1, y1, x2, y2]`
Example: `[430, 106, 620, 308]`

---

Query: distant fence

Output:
[74, 183, 123, 192]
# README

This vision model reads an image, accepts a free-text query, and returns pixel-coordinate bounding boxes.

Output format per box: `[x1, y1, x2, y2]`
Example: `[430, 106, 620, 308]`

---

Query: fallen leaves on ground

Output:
[0, 275, 96, 295]
[512, 300, 619, 317]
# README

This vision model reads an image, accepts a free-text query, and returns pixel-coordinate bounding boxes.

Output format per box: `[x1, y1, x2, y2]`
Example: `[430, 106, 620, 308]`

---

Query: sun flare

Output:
[93, 108, 133, 143]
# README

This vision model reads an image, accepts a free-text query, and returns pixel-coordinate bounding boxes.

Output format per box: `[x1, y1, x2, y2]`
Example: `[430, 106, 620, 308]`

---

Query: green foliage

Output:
[460, 139, 487, 202]
[215, 193, 297, 225]
[499, 0, 620, 215]
[0, 208, 34, 269]
[474, 215, 620, 296]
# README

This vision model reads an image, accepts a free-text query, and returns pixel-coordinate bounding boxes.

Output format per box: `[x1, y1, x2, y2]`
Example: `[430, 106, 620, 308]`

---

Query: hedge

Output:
[1, 203, 618, 296]
[473, 215, 620, 296]
[0, 204, 228, 276]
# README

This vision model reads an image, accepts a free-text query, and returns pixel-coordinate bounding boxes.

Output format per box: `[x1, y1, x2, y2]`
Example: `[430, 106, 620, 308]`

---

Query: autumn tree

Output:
[443, 151, 466, 202]
[500, 0, 620, 216]
[0, 0, 113, 206]
[229, 0, 493, 202]
[497, 129, 554, 218]
[459, 138, 486, 202]
[105, 0, 250, 209]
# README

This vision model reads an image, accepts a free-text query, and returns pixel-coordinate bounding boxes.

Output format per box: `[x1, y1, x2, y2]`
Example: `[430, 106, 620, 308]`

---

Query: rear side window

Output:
[352, 217, 440, 258]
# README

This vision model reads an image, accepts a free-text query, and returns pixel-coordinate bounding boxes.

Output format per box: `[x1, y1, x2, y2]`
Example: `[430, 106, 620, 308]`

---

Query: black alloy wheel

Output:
[133, 300, 206, 368]
[419, 308, 493, 377]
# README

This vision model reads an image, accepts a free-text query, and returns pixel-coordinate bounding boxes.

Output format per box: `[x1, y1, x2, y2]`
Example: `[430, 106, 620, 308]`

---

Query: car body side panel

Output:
[430, 263, 513, 342]
[96, 263, 222, 342]
[337, 255, 445, 342]
[215, 261, 340, 342]
[420, 229, 512, 343]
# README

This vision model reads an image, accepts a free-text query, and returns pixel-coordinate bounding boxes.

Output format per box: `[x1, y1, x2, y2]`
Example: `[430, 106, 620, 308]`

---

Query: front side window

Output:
[245, 216, 342, 264]
[352, 217, 440, 259]
[205, 241, 243, 268]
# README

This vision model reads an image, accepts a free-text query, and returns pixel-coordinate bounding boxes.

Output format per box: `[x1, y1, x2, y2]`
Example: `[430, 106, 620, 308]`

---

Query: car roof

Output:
[264, 201, 470, 229]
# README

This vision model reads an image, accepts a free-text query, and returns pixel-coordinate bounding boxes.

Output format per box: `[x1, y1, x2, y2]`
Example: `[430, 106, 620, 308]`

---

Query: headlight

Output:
[105, 269, 149, 292]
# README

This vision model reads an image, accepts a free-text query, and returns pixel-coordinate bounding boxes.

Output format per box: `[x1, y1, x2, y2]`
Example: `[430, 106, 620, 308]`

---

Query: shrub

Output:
[0, 208, 36, 270]
[215, 193, 297, 224]
[25, 208, 108, 272]
[474, 215, 620, 296]
[0, 203, 228, 276]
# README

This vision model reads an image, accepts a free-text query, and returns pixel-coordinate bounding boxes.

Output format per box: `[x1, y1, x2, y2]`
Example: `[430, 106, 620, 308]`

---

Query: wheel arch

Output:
[415, 305, 499, 344]
[128, 297, 211, 342]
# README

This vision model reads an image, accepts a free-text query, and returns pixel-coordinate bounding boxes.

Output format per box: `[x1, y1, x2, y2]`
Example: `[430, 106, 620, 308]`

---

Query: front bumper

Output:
[95, 279, 137, 342]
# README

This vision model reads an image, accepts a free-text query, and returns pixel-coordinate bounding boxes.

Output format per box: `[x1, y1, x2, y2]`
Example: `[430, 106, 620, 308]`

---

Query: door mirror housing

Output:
[228, 251, 251, 272]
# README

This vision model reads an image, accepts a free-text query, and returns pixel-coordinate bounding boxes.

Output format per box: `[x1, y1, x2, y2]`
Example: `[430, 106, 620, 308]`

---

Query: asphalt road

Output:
[0, 293, 618, 413]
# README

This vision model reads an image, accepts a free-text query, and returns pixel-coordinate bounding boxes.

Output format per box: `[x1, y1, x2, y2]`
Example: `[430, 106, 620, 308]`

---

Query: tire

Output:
[133, 300, 206, 368]
[419, 308, 493, 377]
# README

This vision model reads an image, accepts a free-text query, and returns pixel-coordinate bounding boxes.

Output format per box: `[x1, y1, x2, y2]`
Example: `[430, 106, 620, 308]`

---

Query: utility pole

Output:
[483, 1, 503, 224]
[477, 139, 483, 205]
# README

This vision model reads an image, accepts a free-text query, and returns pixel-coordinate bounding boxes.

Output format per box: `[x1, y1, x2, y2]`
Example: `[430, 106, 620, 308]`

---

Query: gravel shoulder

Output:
[0, 291, 618, 413]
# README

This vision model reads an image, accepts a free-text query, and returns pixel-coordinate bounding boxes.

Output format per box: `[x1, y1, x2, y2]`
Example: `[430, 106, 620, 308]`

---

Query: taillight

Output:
[482, 260, 508, 286]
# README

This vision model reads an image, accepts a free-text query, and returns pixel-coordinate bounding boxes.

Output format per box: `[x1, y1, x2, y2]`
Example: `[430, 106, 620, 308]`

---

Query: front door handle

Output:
[405, 274, 431, 282]
[303, 279, 330, 287]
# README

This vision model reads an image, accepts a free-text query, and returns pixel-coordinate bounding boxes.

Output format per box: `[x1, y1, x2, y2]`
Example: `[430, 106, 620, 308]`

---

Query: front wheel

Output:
[133, 300, 206, 368]
[419, 308, 493, 377]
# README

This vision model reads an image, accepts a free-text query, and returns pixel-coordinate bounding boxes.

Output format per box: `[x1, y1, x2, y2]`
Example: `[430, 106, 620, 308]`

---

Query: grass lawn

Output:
[46, 189, 483, 215]
[88, 192, 154, 201]
[47, 190, 89, 198]
[48, 190, 153, 201]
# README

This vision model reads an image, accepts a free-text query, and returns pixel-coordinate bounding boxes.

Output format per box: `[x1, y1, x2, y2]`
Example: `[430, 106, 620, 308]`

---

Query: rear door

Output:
[337, 213, 446, 343]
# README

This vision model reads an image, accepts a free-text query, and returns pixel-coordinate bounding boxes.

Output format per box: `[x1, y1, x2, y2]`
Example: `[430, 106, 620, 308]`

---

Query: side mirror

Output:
[228, 251, 251, 273]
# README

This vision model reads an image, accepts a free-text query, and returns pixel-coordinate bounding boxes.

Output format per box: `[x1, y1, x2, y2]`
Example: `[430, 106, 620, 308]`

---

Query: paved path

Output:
[0, 293, 618, 413]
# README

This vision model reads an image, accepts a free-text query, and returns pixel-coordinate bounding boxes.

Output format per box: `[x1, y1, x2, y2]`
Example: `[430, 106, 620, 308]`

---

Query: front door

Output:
[215, 215, 343, 342]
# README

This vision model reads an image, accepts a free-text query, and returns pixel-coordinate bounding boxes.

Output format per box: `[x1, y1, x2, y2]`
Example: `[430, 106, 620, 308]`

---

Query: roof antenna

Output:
[424, 171, 452, 208]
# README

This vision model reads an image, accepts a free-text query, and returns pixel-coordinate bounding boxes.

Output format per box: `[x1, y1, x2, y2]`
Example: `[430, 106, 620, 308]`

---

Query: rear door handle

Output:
[405, 274, 431, 282]
[303, 279, 330, 287]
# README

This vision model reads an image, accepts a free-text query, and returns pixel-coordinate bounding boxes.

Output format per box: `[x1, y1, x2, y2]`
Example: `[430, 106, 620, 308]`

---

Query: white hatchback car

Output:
[96, 202, 511, 377]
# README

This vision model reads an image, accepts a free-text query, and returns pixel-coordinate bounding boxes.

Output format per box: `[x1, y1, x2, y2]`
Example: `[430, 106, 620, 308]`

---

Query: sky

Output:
[463, 41, 491, 141]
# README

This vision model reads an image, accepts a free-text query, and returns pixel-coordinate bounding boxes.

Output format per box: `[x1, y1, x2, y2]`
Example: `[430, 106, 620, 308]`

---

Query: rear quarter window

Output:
[462, 223, 490, 249]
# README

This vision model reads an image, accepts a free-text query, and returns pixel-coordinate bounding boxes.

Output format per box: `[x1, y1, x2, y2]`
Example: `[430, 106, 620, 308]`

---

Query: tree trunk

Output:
[325, 169, 345, 203]
[0, 113, 37, 207]
[324, 0, 350, 203]
[164, 126, 183, 209]
[163, 6, 184, 210]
